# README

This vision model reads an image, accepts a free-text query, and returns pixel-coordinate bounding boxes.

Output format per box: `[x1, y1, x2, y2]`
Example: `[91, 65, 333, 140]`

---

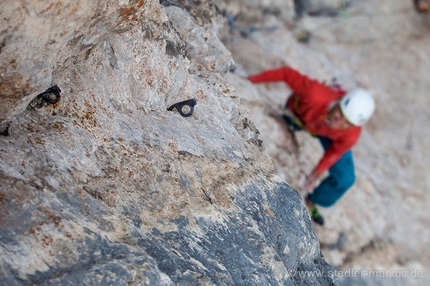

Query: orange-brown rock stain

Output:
[120, 7, 137, 21]
[42, 210, 62, 228]
[41, 235, 54, 247]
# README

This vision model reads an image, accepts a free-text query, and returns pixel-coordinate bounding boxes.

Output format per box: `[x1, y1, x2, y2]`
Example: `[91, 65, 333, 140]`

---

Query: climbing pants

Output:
[307, 136, 356, 207]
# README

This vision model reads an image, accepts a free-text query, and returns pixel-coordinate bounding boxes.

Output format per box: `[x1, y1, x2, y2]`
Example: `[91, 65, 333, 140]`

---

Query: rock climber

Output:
[247, 66, 375, 226]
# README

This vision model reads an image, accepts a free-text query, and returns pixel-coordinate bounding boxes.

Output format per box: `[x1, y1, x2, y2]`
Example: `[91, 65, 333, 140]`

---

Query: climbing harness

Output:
[37, 85, 61, 104]
[167, 98, 197, 117]
[284, 95, 305, 131]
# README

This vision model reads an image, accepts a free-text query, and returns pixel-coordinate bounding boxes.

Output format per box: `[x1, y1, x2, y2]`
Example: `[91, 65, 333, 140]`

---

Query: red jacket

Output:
[249, 66, 361, 175]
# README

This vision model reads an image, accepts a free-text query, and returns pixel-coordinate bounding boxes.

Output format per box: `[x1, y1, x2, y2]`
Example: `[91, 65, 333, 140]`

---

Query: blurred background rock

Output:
[220, 0, 430, 284]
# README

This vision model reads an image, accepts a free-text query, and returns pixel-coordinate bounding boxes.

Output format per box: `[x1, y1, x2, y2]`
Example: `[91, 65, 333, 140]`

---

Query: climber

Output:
[247, 66, 375, 226]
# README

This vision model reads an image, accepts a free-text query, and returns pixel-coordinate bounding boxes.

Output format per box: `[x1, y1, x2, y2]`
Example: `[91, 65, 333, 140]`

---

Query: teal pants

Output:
[307, 137, 356, 207]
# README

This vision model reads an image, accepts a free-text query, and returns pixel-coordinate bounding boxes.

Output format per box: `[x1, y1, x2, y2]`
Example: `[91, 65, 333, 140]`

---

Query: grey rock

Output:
[0, 0, 334, 285]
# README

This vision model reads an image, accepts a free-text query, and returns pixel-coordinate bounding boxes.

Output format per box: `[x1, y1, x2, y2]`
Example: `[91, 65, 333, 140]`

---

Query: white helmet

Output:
[340, 88, 375, 126]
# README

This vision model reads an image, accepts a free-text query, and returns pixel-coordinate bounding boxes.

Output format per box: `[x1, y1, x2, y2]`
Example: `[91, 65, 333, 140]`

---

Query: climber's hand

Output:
[302, 171, 318, 194]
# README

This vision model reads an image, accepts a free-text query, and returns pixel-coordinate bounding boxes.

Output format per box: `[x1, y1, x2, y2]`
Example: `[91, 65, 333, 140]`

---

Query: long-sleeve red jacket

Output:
[249, 66, 361, 175]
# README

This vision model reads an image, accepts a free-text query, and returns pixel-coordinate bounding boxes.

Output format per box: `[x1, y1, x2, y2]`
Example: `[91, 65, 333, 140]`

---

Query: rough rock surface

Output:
[0, 0, 335, 285]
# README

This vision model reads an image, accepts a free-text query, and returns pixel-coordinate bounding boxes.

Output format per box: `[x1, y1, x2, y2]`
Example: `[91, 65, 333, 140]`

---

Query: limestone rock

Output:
[0, 0, 334, 285]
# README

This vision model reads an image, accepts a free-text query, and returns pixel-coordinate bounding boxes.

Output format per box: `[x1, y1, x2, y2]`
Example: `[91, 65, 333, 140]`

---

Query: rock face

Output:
[0, 0, 335, 285]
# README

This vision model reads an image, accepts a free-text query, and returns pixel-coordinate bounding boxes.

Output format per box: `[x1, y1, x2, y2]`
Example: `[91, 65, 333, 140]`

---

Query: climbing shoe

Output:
[309, 206, 324, 226]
